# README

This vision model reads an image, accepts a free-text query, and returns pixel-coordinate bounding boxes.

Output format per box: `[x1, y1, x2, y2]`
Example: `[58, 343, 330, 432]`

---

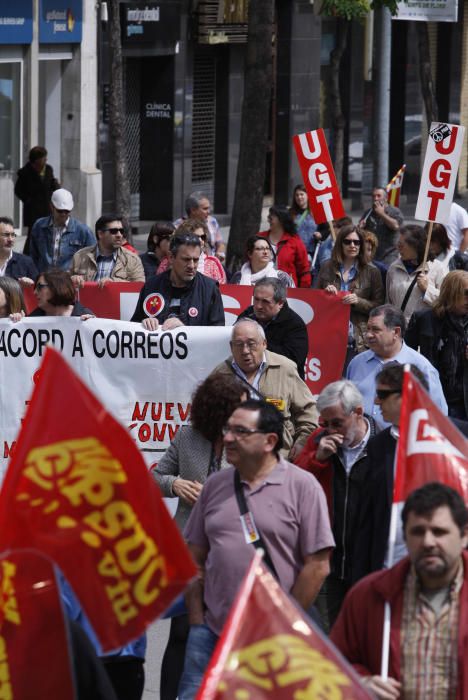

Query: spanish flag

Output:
[197, 551, 372, 699]
[386, 164, 406, 207]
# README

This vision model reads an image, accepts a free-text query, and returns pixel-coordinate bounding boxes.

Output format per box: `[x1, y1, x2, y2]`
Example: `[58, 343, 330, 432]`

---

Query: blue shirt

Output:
[346, 342, 448, 428]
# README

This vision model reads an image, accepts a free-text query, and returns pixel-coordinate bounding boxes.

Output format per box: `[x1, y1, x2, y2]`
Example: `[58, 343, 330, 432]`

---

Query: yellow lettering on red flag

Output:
[219, 634, 351, 698]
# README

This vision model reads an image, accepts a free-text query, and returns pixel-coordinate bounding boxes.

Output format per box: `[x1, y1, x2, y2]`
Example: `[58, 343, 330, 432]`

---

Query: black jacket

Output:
[29, 301, 94, 317]
[139, 251, 161, 280]
[5, 252, 38, 281]
[15, 162, 59, 228]
[131, 270, 225, 326]
[239, 301, 308, 379]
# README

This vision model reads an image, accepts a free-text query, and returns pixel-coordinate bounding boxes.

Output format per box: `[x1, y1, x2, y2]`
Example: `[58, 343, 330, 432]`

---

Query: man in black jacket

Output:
[131, 232, 225, 330]
[238, 277, 308, 379]
[0, 216, 38, 285]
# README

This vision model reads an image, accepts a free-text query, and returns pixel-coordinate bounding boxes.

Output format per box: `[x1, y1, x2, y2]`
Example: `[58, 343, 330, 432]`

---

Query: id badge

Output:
[240, 511, 260, 544]
[266, 397, 286, 412]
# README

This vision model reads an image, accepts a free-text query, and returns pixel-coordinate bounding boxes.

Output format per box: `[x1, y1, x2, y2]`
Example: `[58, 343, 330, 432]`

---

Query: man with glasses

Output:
[346, 304, 447, 427]
[131, 232, 224, 330]
[238, 277, 308, 379]
[0, 216, 37, 286]
[210, 318, 317, 458]
[179, 399, 334, 700]
[295, 380, 379, 629]
[70, 214, 145, 286]
[30, 188, 95, 272]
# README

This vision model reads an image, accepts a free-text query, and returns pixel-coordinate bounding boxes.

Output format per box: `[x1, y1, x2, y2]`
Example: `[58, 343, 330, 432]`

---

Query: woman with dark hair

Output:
[386, 225, 445, 323]
[29, 268, 94, 318]
[154, 373, 246, 700]
[230, 235, 294, 286]
[406, 270, 468, 420]
[139, 221, 175, 279]
[258, 205, 311, 287]
[289, 184, 318, 256]
[317, 226, 384, 356]
[0, 277, 26, 321]
[428, 222, 468, 273]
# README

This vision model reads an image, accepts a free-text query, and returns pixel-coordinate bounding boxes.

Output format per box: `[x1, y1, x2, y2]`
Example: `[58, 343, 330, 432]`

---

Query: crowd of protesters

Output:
[3, 155, 468, 700]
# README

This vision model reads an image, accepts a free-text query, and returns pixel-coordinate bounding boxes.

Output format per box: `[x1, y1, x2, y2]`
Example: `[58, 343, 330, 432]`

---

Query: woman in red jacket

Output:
[259, 205, 311, 287]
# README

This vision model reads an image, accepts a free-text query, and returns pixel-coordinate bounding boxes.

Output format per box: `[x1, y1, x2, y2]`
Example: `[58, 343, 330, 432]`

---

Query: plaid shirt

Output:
[95, 250, 117, 281]
[52, 222, 68, 265]
[401, 563, 462, 699]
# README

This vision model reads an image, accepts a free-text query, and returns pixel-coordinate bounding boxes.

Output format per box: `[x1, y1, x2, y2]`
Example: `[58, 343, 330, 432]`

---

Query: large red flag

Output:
[0, 347, 196, 651]
[394, 368, 468, 503]
[197, 553, 372, 700]
[0, 551, 75, 698]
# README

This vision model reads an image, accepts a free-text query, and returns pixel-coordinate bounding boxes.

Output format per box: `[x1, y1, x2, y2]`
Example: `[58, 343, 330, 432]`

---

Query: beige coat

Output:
[211, 350, 318, 456]
[386, 258, 446, 323]
[70, 245, 145, 282]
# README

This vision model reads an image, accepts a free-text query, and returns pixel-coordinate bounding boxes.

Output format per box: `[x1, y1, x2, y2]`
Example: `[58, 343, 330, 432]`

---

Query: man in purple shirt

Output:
[178, 399, 334, 700]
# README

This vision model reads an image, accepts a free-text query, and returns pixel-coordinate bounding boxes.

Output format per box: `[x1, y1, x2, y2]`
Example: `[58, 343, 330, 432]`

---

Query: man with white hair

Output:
[210, 318, 317, 458]
[295, 379, 380, 629]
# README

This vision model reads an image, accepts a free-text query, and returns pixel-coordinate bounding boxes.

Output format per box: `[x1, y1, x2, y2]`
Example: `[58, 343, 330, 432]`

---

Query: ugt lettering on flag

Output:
[0, 347, 196, 651]
[198, 551, 372, 699]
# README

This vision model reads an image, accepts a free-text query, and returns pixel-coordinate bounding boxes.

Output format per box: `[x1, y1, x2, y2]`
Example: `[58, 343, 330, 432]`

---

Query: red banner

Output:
[198, 553, 372, 700]
[0, 551, 75, 699]
[293, 128, 346, 224]
[394, 368, 468, 503]
[24, 284, 349, 396]
[0, 347, 197, 651]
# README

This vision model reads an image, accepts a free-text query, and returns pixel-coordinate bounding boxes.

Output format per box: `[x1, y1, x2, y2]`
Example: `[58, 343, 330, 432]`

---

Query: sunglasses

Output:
[343, 239, 361, 247]
[35, 283, 49, 290]
[375, 389, 400, 400]
[103, 227, 125, 235]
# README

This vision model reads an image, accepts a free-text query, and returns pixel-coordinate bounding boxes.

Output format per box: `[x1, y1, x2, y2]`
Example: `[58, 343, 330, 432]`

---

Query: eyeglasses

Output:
[343, 239, 361, 247]
[253, 246, 271, 253]
[35, 283, 49, 290]
[375, 389, 400, 400]
[222, 425, 266, 438]
[231, 341, 260, 351]
[103, 227, 125, 235]
[0, 232, 16, 239]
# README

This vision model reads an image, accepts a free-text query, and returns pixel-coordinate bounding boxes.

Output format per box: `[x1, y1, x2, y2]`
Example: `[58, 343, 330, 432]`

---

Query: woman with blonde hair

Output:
[406, 270, 468, 419]
[0, 277, 26, 321]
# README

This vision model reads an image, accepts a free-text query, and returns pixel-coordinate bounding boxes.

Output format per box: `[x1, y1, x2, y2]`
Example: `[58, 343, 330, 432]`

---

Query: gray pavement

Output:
[143, 621, 170, 699]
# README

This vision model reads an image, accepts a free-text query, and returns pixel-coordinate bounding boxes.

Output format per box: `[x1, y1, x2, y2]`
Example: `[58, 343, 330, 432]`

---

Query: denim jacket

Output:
[30, 215, 96, 272]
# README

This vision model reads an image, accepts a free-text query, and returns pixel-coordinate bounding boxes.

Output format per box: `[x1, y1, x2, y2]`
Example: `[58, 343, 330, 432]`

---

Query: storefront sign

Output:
[415, 122, 465, 223]
[0, 0, 32, 44]
[394, 0, 458, 22]
[121, 3, 180, 44]
[39, 0, 82, 43]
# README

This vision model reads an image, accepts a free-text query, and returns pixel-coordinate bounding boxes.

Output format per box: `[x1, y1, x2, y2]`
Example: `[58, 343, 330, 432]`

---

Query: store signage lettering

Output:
[121, 2, 179, 44]
[145, 103, 171, 119]
[39, 0, 82, 44]
[0, 0, 33, 44]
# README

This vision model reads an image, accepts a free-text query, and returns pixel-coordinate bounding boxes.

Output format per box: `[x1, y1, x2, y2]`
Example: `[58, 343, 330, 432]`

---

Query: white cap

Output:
[51, 188, 74, 211]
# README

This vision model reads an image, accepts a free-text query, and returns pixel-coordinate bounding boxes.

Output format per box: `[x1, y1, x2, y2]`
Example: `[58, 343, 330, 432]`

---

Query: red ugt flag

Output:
[394, 368, 468, 503]
[197, 552, 372, 700]
[0, 347, 196, 651]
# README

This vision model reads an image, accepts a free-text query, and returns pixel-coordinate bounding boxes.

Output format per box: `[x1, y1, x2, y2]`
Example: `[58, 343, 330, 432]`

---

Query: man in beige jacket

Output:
[70, 213, 145, 286]
[210, 318, 318, 458]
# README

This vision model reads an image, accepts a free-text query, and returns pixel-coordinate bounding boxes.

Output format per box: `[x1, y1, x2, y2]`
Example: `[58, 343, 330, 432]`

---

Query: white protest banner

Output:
[292, 129, 345, 226]
[394, 0, 458, 22]
[415, 122, 465, 224]
[0, 318, 231, 479]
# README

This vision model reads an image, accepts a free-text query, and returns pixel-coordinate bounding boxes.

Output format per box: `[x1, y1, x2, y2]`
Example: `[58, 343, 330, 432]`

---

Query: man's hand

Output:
[71, 275, 85, 289]
[373, 200, 386, 217]
[316, 432, 343, 461]
[416, 272, 428, 292]
[17, 277, 35, 288]
[142, 317, 160, 331]
[162, 317, 184, 330]
[361, 676, 401, 699]
[172, 478, 203, 505]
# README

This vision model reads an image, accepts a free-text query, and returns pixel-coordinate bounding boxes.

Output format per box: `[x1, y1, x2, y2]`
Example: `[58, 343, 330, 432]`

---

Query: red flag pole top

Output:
[0, 347, 196, 651]
[293, 128, 346, 241]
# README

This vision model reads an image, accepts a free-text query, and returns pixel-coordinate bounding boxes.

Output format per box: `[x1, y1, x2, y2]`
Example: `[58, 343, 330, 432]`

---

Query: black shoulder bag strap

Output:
[233, 470, 278, 579]
[400, 275, 419, 313]
[228, 363, 265, 400]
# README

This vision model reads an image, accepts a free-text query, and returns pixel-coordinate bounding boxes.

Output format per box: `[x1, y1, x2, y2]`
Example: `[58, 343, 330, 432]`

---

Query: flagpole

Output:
[329, 220, 336, 242]
[421, 220, 434, 270]
[380, 502, 398, 680]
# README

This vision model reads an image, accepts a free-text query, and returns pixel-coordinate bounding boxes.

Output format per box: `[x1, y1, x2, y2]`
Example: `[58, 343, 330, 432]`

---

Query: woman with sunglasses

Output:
[230, 235, 294, 286]
[29, 268, 94, 319]
[406, 270, 468, 420]
[258, 205, 311, 287]
[156, 218, 226, 283]
[139, 221, 175, 280]
[317, 226, 384, 360]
